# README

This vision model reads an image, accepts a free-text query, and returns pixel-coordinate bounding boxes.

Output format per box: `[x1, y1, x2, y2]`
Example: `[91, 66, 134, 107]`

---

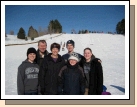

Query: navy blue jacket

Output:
[58, 62, 85, 95]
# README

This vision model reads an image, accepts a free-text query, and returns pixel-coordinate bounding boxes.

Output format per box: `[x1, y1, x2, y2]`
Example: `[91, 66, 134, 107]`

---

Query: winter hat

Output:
[50, 43, 60, 51]
[66, 40, 75, 47]
[27, 47, 37, 56]
[68, 52, 79, 62]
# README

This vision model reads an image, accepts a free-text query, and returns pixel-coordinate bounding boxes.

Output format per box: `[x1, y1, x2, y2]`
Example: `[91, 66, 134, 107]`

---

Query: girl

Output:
[17, 47, 39, 95]
[79, 48, 103, 95]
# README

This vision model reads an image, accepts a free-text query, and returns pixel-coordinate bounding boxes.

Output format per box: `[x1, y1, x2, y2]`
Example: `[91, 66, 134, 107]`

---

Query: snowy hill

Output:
[4, 33, 126, 98]
[5, 33, 63, 45]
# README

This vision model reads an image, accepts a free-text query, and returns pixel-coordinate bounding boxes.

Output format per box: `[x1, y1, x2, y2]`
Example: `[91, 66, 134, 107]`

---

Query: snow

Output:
[4, 33, 126, 97]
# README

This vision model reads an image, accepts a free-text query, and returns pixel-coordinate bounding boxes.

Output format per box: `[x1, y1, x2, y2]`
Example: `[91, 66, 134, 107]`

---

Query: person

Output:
[58, 52, 85, 95]
[17, 47, 39, 95]
[36, 40, 49, 67]
[79, 47, 103, 95]
[62, 40, 83, 63]
[62, 40, 101, 64]
[39, 43, 65, 95]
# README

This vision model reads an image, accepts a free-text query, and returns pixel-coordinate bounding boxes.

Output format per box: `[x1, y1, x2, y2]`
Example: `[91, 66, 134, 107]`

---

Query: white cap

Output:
[68, 52, 79, 62]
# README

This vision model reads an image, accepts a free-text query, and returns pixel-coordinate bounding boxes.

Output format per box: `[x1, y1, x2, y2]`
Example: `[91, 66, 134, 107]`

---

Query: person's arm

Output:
[96, 62, 103, 95]
[17, 65, 25, 95]
[38, 57, 47, 95]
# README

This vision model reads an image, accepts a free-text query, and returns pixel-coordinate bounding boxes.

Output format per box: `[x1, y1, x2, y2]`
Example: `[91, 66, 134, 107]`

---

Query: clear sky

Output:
[5, 5, 125, 35]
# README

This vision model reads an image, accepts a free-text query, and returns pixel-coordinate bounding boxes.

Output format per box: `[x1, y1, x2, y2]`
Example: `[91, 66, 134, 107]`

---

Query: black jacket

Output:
[39, 53, 65, 95]
[79, 56, 103, 95]
[17, 60, 39, 95]
[36, 49, 49, 67]
[58, 62, 85, 95]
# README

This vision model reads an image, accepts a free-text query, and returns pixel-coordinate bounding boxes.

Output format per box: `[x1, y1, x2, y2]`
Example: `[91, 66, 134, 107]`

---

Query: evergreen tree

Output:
[28, 26, 39, 38]
[78, 30, 82, 34]
[17, 27, 25, 39]
[82, 30, 84, 34]
[48, 19, 62, 34]
[116, 18, 125, 34]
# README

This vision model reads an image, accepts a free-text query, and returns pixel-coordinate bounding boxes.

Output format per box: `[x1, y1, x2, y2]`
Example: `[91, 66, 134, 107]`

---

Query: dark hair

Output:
[38, 40, 47, 46]
[50, 43, 60, 51]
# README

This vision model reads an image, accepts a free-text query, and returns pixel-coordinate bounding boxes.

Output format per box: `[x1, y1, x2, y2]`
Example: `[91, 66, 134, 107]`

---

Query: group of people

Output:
[17, 39, 103, 95]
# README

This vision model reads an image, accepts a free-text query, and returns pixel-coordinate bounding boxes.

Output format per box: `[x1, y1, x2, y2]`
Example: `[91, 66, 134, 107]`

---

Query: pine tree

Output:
[28, 26, 38, 38]
[116, 18, 125, 34]
[17, 27, 25, 39]
[48, 19, 62, 34]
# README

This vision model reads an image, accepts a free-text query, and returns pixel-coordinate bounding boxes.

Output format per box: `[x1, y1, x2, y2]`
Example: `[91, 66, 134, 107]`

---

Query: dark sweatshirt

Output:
[79, 55, 96, 88]
[17, 60, 39, 95]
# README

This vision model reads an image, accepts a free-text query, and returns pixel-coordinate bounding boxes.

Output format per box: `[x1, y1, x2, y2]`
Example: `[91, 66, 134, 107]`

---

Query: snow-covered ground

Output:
[5, 33, 125, 95]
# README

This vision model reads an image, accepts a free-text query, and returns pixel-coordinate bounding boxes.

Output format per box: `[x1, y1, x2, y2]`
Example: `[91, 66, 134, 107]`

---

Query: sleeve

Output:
[79, 67, 86, 95]
[96, 62, 103, 95]
[38, 57, 47, 95]
[62, 57, 66, 67]
[17, 65, 25, 95]
[78, 55, 84, 68]
[57, 67, 65, 95]
[93, 58, 102, 63]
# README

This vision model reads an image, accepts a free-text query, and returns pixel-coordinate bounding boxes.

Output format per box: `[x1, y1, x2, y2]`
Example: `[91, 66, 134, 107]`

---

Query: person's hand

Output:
[98, 60, 102, 63]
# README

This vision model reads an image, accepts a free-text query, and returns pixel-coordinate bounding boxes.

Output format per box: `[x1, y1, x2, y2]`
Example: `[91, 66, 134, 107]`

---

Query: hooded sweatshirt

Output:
[17, 60, 39, 95]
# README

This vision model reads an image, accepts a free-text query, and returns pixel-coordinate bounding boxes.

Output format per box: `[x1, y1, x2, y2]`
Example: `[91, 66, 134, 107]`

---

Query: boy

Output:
[58, 52, 85, 95]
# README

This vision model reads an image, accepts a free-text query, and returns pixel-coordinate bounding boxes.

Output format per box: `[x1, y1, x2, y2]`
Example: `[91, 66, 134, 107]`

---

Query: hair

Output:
[84, 47, 92, 53]
[50, 43, 60, 51]
[84, 47, 96, 59]
[38, 40, 47, 46]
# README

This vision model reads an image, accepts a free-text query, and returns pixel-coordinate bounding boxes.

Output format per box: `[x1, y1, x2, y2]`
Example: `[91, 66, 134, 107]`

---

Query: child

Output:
[58, 52, 85, 95]
[17, 47, 39, 95]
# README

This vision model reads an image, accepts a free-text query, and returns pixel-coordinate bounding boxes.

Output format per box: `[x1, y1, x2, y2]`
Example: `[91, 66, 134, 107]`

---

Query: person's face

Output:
[51, 48, 59, 56]
[69, 59, 77, 66]
[28, 53, 36, 62]
[38, 42, 47, 53]
[84, 49, 92, 60]
[67, 44, 74, 52]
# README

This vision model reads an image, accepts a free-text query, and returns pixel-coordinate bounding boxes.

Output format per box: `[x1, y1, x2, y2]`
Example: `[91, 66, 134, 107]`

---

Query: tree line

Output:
[6, 18, 125, 39]
[12, 19, 62, 40]
[77, 18, 125, 35]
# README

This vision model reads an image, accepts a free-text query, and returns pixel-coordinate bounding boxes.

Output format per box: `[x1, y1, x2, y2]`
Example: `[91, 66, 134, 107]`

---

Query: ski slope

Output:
[5, 33, 125, 96]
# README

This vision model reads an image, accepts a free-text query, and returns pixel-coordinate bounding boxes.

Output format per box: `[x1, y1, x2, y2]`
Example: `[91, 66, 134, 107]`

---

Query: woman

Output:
[39, 43, 65, 95]
[17, 47, 39, 95]
[79, 47, 103, 95]
[58, 52, 85, 95]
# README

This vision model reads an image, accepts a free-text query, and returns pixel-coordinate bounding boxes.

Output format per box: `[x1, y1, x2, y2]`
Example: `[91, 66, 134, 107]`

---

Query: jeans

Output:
[25, 91, 38, 95]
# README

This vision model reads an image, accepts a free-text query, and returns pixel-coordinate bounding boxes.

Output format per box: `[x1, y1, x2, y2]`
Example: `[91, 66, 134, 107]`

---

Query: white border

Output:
[2, 1, 129, 99]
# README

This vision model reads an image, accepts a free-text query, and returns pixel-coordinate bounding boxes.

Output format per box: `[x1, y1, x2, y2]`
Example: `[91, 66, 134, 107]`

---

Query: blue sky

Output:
[5, 5, 125, 35]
